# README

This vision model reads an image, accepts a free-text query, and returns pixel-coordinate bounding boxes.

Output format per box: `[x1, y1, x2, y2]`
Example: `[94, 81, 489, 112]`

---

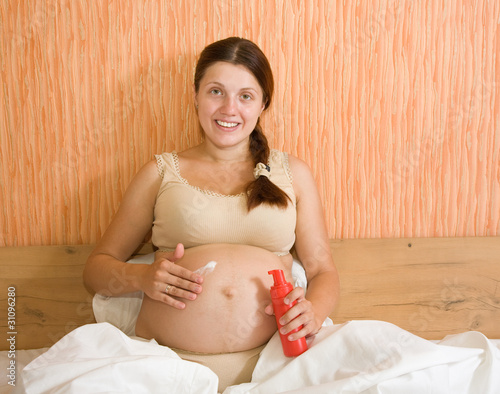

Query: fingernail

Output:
[284, 298, 290, 305]
[280, 327, 287, 335]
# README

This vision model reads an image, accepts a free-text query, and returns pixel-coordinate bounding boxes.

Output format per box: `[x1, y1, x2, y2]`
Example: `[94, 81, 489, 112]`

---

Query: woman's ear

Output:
[261, 99, 267, 114]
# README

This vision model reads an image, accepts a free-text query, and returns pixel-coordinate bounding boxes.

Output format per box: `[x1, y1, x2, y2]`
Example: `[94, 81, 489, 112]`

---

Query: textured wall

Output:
[1, 0, 499, 246]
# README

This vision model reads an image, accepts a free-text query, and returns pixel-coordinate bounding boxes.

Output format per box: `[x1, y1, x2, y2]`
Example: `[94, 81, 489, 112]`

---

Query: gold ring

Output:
[165, 284, 173, 294]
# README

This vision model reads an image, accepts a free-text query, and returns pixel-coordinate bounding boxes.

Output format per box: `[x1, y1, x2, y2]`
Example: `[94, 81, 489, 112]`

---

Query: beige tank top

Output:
[151, 149, 297, 256]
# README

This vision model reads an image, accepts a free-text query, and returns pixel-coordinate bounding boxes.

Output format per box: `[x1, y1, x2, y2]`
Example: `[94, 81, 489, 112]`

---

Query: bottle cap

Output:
[268, 269, 286, 285]
[268, 269, 292, 298]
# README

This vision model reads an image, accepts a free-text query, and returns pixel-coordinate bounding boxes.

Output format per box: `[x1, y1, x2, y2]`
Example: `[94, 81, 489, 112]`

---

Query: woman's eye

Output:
[210, 89, 222, 95]
[241, 94, 252, 100]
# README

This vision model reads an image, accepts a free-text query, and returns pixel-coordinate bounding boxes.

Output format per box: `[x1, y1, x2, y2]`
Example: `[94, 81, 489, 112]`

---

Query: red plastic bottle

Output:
[268, 269, 308, 357]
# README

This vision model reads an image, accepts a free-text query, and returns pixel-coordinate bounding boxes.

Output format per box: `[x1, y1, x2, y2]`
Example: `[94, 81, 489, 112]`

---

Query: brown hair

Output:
[194, 37, 290, 211]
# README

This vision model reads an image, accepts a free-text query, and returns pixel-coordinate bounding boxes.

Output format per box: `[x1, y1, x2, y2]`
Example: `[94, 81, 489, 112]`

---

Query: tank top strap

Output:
[155, 154, 167, 179]
[268, 149, 293, 184]
[154, 152, 181, 181]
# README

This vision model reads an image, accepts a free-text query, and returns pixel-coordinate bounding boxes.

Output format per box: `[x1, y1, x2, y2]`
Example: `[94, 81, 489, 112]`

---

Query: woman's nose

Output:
[220, 96, 237, 114]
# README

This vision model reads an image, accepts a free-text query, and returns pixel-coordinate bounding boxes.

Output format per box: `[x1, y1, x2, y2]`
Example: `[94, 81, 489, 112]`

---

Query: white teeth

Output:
[216, 120, 238, 128]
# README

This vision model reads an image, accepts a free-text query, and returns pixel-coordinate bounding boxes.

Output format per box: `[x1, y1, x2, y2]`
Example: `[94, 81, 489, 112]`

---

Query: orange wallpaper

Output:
[1, 0, 499, 246]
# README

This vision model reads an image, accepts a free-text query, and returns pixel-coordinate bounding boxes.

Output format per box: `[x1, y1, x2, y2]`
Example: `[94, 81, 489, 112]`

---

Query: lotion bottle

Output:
[268, 269, 308, 357]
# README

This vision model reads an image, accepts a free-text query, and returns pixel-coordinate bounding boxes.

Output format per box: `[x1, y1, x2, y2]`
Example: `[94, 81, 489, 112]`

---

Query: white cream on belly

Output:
[193, 260, 217, 277]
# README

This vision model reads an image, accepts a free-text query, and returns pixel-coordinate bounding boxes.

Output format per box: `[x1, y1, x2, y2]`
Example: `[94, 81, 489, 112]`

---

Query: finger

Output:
[285, 322, 314, 341]
[279, 309, 310, 333]
[264, 303, 274, 316]
[171, 243, 185, 262]
[158, 292, 187, 309]
[280, 309, 317, 340]
[155, 258, 202, 285]
[279, 299, 309, 326]
[167, 263, 204, 286]
[283, 287, 305, 305]
[154, 244, 184, 265]
[158, 275, 202, 298]
[164, 283, 199, 301]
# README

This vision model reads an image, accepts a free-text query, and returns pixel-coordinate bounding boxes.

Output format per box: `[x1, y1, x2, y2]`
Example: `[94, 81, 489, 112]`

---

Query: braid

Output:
[246, 125, 290, 211]
[249, 123, 269, 164]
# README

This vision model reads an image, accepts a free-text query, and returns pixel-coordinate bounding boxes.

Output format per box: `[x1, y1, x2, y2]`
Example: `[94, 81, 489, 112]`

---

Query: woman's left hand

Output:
[264, 286, 323, 341]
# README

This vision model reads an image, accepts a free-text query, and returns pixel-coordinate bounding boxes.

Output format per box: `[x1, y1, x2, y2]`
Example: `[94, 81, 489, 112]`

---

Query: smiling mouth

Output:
[216, 120, 239, 128]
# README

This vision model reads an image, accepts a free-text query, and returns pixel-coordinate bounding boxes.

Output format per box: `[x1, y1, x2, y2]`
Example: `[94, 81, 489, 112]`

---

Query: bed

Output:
[1, 237, 499, 393]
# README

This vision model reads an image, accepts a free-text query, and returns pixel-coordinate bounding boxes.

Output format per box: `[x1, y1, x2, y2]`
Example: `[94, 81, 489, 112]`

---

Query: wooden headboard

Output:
[1, 237, 499, 350]
[329, 237, 500, 339]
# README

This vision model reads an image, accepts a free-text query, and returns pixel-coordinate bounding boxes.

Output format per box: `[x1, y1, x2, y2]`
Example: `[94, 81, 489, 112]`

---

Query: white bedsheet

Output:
[7, 320, 500, 393]
[0, 348, 48, 394]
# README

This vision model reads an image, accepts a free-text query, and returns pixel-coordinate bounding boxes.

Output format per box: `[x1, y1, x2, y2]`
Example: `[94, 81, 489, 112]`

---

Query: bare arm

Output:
[83, 160, 203, 309]
[270, 155, 340, 340]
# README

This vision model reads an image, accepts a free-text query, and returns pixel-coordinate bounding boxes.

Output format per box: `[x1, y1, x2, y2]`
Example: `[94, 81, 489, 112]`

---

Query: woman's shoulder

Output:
[281, 153, 317, 202]
[133, 157, 167, 183]
[151, 151, 179, 179]
[120, 158, 164, 204]
[275, 151, 313, 177]
[154, 151, 177, 161]
[123, 152, 177, 186]
[268, 150, 314, 187]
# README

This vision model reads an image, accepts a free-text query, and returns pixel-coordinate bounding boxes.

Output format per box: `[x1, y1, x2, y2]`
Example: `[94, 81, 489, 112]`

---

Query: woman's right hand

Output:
[139, 243, 204, 309]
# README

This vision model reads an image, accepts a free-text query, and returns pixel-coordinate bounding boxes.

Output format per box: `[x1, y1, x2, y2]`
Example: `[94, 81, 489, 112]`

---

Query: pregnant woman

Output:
[84, 37, 339, 392]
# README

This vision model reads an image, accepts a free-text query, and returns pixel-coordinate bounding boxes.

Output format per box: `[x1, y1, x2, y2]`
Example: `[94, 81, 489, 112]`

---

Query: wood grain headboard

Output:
[1, 237, 499, 350]
[329, 237, 500, 339]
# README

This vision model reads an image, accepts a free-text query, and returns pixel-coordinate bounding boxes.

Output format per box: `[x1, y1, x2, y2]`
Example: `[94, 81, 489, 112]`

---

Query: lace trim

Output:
[282, 152, 293, 183]
[171, 151, 245, 198]
[274, 251, 290, 257]
[167, 150, 292, 196]
[269, 149, 293, 184]
[155, 154, 166, 179]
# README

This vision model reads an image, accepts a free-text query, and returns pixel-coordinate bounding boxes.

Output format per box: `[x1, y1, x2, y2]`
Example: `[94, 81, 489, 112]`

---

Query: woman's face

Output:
[194, 61, 265, 151]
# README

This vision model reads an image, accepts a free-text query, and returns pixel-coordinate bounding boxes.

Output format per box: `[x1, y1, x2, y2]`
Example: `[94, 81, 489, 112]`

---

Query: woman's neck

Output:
[196, 141, 253, 164]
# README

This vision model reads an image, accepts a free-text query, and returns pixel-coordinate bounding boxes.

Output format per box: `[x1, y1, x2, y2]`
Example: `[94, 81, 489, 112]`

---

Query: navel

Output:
[222, 286, 237, 299]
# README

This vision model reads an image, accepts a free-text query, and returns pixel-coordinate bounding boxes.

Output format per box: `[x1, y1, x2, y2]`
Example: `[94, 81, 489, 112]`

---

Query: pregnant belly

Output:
[135, 243, 293, 353]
